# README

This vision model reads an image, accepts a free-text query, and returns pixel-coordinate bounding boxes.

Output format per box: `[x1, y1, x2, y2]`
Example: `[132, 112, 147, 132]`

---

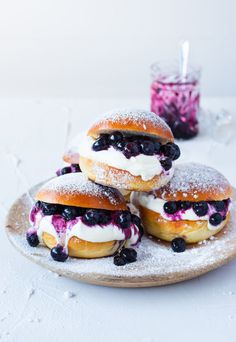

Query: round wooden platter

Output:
[5, 184, 236, 288]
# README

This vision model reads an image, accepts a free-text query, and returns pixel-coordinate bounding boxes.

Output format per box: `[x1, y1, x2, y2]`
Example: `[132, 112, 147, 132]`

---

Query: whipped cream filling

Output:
[132, 192, 231, 231]
[65, 219, 139, 245]
[78, 135, 174, 181]
[37, 215, 60, 243]
[31, 211, 140, 249]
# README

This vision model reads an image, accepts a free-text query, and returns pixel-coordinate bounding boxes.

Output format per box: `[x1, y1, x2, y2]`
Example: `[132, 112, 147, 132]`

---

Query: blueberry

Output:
[163, 201, 178, 214]
[161, 143, 176, 159]
[61, 166, 72, 175]
[120, 248, 137, 263]
[51, 245, 68, 262]
[62, 207, 78, 221]
[26, 232, 39, 247]
[109, 131, 123, 145]
[171, 143, 181, 160]
[224, 199, 229, 207]
[71, 164, 81, 172]
[131, 214, 144, 237]
[140, 140, 155, 155]
[41, 202, 59, 215]
[82, 209, 100, 226]
[92, 135, 109, 151]
[162, 143, 180, 160]
[209, 213, 223, 226]
[35, 201, 42, 209]
[115, 211, 132, 229]
[114, 140, 126, 151]
[113, 255, 126, 266]
[211, 201, 225, 212]
[171, 238, 186, 253]
[193, 202, 208, 217]
[56, 169, 61, 176]
[154, 141, 161, 154]
[123, 142, 140, 159]
[179, 201, 192, 210]
[160, 158, 172, 171]
[77, 207, 86, 216]
[138, 225, 144, 239]
[97, 210, 112, 225]
[131, 214, 142, 227]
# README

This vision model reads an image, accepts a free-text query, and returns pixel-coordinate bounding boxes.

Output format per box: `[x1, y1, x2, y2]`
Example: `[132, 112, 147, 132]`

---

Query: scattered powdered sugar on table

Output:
[6, 190, 236, 281]
[63, 291, 76, 299]
[27, 287, 35, 299]
[38, 173, 121, 206]
[158, 162, 231, 198]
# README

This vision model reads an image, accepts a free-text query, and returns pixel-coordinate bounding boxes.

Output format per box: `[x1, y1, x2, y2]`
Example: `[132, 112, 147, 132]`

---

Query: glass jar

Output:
[151, 61, 201, 139]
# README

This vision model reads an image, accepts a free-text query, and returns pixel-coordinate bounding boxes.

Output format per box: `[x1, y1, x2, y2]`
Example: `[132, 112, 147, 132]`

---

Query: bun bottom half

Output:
[79, 156, 173, 192]
[139, 206, 230, 243]
[42, 232, 120, 258]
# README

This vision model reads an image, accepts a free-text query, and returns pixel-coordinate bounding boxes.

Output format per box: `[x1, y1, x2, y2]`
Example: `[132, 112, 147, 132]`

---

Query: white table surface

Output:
[0, 97, 236, 342]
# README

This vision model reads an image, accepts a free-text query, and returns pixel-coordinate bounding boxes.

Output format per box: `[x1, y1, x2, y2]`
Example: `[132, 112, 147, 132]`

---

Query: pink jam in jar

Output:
[151, 62, 200, 139]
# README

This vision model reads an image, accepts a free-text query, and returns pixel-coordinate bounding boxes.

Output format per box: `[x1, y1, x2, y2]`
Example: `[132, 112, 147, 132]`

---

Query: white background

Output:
[0, 0, 235, 98]
[1, 1, 236, 342]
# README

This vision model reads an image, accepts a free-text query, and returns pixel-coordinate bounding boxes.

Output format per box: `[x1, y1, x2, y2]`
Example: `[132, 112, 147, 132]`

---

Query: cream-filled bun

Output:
[27, 173, 143, 262]
[132, 163, 233, 245]
[63, 108, 181, 192]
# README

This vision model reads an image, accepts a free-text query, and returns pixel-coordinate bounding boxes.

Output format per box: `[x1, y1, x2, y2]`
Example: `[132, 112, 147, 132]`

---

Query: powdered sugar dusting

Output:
[6, 190, 236, 283]
[100, 108, 171, 133]
[38, 173, 121, 206]
[158, 163, 231, 199]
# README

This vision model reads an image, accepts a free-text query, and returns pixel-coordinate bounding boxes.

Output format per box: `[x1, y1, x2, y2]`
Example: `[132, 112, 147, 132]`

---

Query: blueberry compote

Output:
[151, 63, 200, 139]
[162, 199, 230, 226]
[28, 201, 143, 263]
[91, 131, 180, 171]
[56, 164, 81, 177]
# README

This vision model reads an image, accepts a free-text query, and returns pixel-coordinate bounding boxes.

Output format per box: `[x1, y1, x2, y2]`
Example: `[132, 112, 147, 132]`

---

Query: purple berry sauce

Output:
[29, 206, 41, 223]
[28, 202, 142, 247]
[51, 215, 67, 235]
[151, 64, 200, 140]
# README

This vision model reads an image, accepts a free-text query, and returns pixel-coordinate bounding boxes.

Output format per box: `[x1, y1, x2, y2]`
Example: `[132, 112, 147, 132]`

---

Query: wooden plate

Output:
[5, 184, 236, 288]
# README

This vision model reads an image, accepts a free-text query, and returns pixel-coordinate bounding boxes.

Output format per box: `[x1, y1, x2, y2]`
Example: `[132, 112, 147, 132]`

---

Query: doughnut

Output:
[26, 173, 143, 263]
[63, 108, 181, 191]
[132, 163, 233, 246]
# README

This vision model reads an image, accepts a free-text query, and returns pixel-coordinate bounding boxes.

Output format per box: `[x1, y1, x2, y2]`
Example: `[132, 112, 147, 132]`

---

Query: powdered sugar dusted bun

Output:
[155, 163, 232, 202]
[132, 162, 232, 244]
[64, 109, 179, 192]
[79, 156, 174, 192]
[29, 174, 142, 260]
[36, 173, 127, 211]
[88, 108, 174, 142]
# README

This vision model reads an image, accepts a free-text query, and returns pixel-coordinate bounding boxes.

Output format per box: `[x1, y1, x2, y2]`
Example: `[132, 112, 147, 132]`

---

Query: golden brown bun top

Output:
[87, 108, 174, 143]
[154, 163, 232, 201]
[36, 173, 127, 210]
